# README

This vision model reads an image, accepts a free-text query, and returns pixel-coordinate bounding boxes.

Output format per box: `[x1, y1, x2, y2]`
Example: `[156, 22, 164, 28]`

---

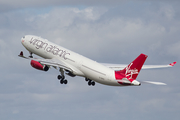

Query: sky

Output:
[0, 0, 180, 120]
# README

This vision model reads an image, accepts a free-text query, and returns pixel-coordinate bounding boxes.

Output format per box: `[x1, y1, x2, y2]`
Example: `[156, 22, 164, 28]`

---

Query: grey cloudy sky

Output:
[0, 1, 180, 120]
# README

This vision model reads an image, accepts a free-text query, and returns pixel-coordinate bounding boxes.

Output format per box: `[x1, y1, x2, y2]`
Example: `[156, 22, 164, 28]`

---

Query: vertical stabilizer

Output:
[115, 54, 148, 82]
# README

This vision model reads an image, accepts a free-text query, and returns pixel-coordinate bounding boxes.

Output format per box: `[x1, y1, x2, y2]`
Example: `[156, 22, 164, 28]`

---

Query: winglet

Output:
[18, 51, 28, 59]
[19, 51, 23, 56]
[169, 62, 177, 66]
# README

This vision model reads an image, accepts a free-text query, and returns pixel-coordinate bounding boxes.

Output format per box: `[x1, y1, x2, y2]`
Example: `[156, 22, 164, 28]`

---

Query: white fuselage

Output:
[21, 35, 126, 86]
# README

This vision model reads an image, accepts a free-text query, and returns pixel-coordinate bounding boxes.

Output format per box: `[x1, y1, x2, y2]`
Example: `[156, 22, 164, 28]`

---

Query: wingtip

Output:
[18, 51, 23, 57]
[169, 61, 177, 66]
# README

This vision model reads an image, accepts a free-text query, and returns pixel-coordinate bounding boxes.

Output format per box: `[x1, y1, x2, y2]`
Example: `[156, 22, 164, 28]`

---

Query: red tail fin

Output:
[115, 54, 148, 82]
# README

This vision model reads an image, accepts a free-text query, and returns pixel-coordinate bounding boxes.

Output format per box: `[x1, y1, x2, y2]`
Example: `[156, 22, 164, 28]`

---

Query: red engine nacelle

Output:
[30, 60, 49, 71]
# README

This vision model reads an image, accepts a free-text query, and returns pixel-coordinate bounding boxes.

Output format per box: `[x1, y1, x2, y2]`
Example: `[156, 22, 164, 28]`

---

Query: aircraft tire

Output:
[85, 78, 89, 81]
[88, 81, 91, 86]
[57, 75, 62, 80]
[60, 80, 64, 84]
[92, 81, 95, 86]
[64, 80, 68, 84]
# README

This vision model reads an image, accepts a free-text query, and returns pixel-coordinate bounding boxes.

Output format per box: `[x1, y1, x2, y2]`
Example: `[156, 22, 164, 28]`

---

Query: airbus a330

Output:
[19, 35, 176, 86]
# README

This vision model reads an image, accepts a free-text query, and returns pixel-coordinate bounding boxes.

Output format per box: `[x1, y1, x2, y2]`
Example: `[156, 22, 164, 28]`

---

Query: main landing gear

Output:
[57, 68, 68, 84]
[85, 78, 95, 86]
[57, 69, 96, 86]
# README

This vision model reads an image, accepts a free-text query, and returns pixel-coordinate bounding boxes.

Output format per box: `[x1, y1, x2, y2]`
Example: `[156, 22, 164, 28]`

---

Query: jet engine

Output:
[30, 60, 49, 71]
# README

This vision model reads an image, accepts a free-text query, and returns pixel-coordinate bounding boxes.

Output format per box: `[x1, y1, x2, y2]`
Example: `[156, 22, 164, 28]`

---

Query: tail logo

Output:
[125, 63, 139, 79]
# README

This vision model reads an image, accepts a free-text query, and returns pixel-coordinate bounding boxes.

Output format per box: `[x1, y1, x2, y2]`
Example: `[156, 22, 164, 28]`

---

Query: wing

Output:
[102, 62, 176, 70]
[18, 51, 72, 72]
[142, 62, 176, 69]
[35, 58, 72, 72]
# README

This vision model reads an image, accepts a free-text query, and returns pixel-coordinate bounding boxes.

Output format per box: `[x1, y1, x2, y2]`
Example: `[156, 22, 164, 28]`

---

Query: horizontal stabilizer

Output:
[141, 81, 166, 85]
[116, 80, 131, 84]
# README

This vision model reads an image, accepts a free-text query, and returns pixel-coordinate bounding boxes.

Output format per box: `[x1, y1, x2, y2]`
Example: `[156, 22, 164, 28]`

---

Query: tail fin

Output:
[115, 54, 148, 82]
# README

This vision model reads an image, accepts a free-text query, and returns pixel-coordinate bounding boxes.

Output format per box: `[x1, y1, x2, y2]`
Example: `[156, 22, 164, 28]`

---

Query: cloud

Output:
[1, 0, 179, 13]
[0, 0, 124, 12]
[168, 41, 180, 59]
[0, 1, 180, 120]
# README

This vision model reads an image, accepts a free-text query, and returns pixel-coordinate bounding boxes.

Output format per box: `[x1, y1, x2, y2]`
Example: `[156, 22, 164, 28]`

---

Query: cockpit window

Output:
[23, 36, 25, 39]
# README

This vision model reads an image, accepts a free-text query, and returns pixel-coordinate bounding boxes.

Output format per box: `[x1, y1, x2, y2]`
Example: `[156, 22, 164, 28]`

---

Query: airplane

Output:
[18, 35, 176, 86]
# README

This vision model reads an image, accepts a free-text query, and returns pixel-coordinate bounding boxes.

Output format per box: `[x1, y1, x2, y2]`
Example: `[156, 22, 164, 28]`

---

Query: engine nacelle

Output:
[30, 60, 49, 71]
